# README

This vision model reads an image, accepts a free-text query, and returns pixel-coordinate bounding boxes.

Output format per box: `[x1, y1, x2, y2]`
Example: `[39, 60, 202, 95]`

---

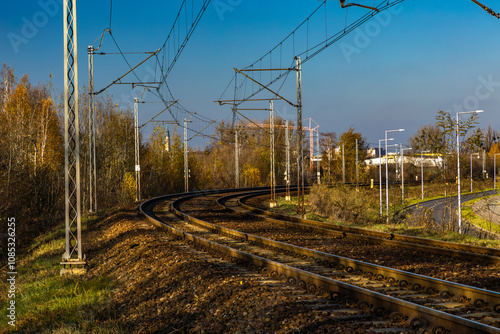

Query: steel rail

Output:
[211, 192, 500, 313]
[230, 190, 500, 260]
[156, 190, 500, 333]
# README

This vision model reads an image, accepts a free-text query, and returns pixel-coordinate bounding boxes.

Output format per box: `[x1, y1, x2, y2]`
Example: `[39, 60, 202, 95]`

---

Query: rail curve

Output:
[141, 187, 500, 334]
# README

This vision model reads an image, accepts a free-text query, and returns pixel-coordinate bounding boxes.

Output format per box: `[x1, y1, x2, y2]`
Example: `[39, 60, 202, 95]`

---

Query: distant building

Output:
[333, 146, 385, 158]
[364, 154, 444, 167]
[366, 147, 385, 158]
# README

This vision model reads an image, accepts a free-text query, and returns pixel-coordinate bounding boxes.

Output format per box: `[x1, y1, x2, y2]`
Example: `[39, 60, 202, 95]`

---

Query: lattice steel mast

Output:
[134, 98, 141, 201]
[88, 45, 97, 212]
[295, 57, 305, 216]
[285, 120, 291, 201]
[62, 0, 85, 273]
[270, 101, 276, 207]
[235, 130, 239, 188]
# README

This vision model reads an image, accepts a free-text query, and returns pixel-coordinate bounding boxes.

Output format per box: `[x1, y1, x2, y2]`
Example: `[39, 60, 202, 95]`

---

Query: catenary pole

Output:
[62, 0, 86, 274]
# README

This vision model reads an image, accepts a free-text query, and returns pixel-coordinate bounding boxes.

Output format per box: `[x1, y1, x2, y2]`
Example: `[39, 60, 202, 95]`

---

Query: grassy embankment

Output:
[269, 182, 500, 248]
[462, 195, 500, 236]
[0, 214, 120, 334]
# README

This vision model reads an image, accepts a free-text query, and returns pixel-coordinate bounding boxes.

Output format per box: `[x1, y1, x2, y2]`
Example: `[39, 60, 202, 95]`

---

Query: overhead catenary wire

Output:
[221, 0, 405, 107]
[109, 0, 113, 30]
[91, 1, 213, 125]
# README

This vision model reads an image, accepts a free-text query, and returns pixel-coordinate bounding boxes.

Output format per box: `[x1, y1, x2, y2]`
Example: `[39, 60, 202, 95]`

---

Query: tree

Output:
[484, 125, 498, 153]
[435, 109, 481, 231]
[242, 163, 262, 187]
[488, 142, 500, 156]
[320, 132, 336, 184]
[465, 128, 484, 153]
[334, 127, 368, 183]
[408, 124, 444, 153]
[0, 69, 64, 249]
[435, 109, 480, 155]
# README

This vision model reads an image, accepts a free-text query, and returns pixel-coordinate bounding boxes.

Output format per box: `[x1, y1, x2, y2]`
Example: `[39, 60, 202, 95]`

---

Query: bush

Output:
[308, 184, 380, 224]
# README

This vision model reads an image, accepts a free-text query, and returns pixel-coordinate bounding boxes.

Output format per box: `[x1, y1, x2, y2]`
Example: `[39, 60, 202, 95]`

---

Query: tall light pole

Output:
[385, 129, 404, 221]
[421, 150, 430, 200]
[379, 138, 393, 217]
[494, 153, 500, 190]
[456, 110, 483, 233]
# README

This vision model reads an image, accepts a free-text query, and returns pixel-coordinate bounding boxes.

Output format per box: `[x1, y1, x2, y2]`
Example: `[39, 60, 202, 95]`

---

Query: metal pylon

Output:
[285, 120, 291, 201]
[184, 118, 189, 193]
[270, 101, 276, 207]
[88, 45, 97, 212]
[296, 57, 305, 216]
[134, 98, 141, 201]
[62, 0, 85, 273]
[235, 130, 239, 188]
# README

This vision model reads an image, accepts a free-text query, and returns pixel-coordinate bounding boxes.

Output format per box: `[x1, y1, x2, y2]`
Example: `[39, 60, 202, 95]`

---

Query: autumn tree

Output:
[320, 132, 337, 184]
[333, 127, 368, 183]
[435, 109, 481, 231]
[0, 67, 64, 249]
[484, 125, 498, 153]
[408, 124, 444, 153]
[435, 109, 481, 178]
[142, 124, 186, 196]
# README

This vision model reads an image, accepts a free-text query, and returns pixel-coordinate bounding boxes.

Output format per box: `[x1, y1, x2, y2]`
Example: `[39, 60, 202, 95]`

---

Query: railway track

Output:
[230, 189, 500, 260]
[141, 188, 500, 334]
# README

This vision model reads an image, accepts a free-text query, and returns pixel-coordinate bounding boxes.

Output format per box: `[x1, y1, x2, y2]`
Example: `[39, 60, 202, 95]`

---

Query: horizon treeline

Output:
[1, 64, 499, 250]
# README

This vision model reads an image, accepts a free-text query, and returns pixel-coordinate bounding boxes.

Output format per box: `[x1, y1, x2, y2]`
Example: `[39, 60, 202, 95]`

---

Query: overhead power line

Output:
[91, 1, 213, 124]
[219, 0, 405, 107]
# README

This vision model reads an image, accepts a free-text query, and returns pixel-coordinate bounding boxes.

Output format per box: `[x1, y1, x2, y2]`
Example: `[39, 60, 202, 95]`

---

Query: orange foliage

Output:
[1, 74, 63, 173]
[489, 143, 500, 157]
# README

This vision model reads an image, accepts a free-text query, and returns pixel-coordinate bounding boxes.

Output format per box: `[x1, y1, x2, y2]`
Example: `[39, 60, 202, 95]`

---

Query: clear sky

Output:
[1, 0, 499, 148]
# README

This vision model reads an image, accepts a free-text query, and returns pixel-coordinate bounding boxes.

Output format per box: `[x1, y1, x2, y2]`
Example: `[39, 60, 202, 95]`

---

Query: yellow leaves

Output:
[121, 172, 136, 202]
[242, 163, 261, 187]
[1, 74, 63, 172]
[488, 143, 500, 157]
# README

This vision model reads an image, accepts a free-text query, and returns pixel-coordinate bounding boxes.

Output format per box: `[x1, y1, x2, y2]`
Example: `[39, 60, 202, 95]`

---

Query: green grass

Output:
[0, 215, 121, 334]
[271, 190, 500, 248]
[272, 196, 330, 222]
[461, 195, 500, 237]
[404, 187, 496, 207]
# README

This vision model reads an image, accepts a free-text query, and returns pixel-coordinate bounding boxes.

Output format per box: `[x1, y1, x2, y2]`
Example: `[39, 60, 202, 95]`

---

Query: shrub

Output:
[308, 184, 380, 224]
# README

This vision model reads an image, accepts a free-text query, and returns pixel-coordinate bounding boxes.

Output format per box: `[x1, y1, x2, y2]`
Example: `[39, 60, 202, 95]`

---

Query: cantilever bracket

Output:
[339, 0, 379, 12]
[470, 0, 500, 19]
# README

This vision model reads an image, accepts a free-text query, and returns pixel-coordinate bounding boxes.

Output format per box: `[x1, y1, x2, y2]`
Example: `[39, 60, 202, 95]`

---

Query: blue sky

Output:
[1, 0, 499, 148]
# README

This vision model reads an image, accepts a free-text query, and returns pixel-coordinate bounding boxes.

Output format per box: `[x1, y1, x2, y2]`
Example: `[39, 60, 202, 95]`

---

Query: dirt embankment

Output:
[84, 204, 385, 333]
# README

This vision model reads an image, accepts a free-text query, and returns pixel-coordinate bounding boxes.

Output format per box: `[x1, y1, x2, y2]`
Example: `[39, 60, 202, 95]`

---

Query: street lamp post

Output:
[385, 128, 405, 221]
[379, 138, 394, 217]
[384, 143, 400, 217]
[421, 150, 430, 200]
[456, 110, 483, 234]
